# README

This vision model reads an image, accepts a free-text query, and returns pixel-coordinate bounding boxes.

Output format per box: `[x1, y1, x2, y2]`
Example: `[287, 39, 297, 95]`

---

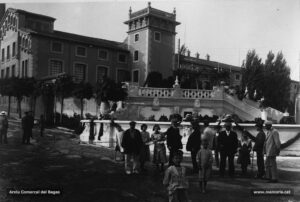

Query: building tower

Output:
[124, 2, 180, 86]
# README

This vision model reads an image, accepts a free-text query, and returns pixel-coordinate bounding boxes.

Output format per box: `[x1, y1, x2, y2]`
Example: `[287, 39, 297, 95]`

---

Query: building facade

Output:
[0, 3, 247, 120]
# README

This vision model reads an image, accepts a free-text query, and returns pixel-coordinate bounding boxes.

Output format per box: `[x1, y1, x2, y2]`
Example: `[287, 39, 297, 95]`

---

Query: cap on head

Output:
[129, 121, 136, 126]
[153, 124, 161, 131]
[0, 111, 6, 116]
[224, 121, 232, 127]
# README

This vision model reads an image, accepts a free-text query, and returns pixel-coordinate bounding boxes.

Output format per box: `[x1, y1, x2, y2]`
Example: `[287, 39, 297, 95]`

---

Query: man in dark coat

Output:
[121, 121, 143, 174]
[166, 118, 183, 166]
[235, 120, 266, 178]
[218, 121, 238, 177]
[22, 112, 31, 144]
[186, 120, 201, 173]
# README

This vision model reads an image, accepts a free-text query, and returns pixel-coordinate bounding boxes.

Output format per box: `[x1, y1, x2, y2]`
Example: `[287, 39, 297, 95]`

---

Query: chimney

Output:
[0, 4, 6, 22]
[187, 50, 190, 57]
[206, 54, 210, 61]
[195, 52, 200, 59]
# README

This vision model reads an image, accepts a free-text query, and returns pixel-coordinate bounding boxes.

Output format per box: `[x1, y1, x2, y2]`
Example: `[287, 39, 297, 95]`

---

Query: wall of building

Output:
[149, 28, 174, 79]
[128, 28, 148, 85]
[35, 36, 129, 84]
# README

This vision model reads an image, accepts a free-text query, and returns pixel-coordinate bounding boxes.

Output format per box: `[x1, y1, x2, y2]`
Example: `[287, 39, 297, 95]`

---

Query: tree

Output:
[73, 82, 94, 118]
[95, 76, 127, 116]
[262, 51, 291, 111]
[54, 75, 74, 123]
[241, 50, 291, 111]
[241, 50, 264, 100]
[144, 71, 163, 87]
[11, 77, 36, 118]
[0, 78, 14, 117]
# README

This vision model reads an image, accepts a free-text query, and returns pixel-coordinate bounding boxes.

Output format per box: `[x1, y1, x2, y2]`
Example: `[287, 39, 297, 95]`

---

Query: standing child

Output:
[163, 150, 189, 202]
[151, 124, 167, 172]
[237, 132, 252, 176]
[140, 124, 151, 171]
[111, 121, 125, 161]
[197, 138, 213, 193]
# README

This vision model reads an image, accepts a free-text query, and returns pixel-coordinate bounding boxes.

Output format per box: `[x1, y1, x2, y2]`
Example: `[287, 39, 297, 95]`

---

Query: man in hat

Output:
[186, 120, 201, 173]
[22, 112, 31, 144]
[166, 117, 183, 166]
[218, 120, 238, 177]
[264, 121, 281, 183]
[235, 119, 266, 178]
[0, 111, 8, 144]
[121, 121, 143, 174]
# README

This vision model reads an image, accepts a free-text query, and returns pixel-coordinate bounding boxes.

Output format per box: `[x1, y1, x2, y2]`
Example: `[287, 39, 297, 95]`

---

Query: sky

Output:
[5, 0, 300, 81]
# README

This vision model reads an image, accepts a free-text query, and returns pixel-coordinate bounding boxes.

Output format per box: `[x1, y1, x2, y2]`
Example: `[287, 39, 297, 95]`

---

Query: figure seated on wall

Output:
[159, 115, 169, 122]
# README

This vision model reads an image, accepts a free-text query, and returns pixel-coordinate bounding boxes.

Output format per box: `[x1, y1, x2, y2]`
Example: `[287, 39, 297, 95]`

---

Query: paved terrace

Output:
[0, 119, 299, 202]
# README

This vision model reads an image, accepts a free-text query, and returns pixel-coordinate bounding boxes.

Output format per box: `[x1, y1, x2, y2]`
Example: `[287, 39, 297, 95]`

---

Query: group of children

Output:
[114, 121, 254, 202]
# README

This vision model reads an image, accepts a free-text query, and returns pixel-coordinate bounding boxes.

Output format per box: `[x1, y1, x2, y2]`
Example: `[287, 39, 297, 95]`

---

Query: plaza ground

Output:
[0, 120, 299, 202]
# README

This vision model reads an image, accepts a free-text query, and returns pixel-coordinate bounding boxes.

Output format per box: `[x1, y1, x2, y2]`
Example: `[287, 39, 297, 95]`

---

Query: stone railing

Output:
[132, 86, 219, 99]
[182, 89, 213, 99]
[138, 87, 173, 98]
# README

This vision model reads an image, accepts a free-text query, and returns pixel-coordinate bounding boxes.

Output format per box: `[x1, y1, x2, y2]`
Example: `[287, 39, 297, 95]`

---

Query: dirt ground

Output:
[0, 120, 299, 202]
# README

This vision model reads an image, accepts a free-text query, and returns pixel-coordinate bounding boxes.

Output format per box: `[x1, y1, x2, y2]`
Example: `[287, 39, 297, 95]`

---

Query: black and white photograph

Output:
[0, 0, 299, 201]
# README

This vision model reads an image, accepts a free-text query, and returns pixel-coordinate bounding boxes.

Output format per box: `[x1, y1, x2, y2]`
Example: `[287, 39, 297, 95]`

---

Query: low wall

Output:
[79, 120, 300, 156]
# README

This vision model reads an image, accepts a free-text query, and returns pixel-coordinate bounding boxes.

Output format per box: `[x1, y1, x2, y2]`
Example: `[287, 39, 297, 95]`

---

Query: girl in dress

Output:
[140, 124, 151, 171]
[151, 124, 167, 172]
[237, 132, 252, 176]
[197, 138, 213, 193]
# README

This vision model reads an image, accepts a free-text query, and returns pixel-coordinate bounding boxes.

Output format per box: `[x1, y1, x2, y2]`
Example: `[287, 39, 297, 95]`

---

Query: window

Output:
[154, 32, 161, 42]
[134, 50, 138, 61]
[118, 53, 127, 63]
[133, 70, 139, 83]
[235, 74, 240, 81]
[51, 41, 63, 53]
[21, 61, 24, 77]
[134, 33, 139, 42]
[6, 45, 10, 59]
[24, 60, 28, 77]
[76, 46, 86, 57]
[12, 42, 16, 57]
[5, 67, 9, 77]
[1, 70, 4, 78]
[96, 66, 108, 82]
[98, 49, 108, 60]
[117, 69, 130, 83]
[74, 63, 86, 82]
[11, 65, 15, 77]
[1, 49, 4, 62]
[49, 60, 63, 75]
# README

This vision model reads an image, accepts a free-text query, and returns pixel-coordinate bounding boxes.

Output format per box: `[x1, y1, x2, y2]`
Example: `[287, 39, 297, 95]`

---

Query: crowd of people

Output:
[109, 115, 282, 202]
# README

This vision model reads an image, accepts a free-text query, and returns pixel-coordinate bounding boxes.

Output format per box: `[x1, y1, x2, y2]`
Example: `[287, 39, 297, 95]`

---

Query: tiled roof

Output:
[177, 54, 241, 72]
[30, 30, 129, 51]
[11, 8, 56, 21]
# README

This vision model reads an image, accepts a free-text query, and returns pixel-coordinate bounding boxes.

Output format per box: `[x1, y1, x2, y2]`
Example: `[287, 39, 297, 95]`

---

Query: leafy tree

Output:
[10, 77, 36, 118]
[241, 50, 264, 100]
[73, 82, 94, 118]
[0, 78, 14, 116]
[144, 71, 163, 87]
[54, 75, 74, 123]
[96, 76, 127, 115]
[262, 51, 291, 111]
[241, 50, 291, 111]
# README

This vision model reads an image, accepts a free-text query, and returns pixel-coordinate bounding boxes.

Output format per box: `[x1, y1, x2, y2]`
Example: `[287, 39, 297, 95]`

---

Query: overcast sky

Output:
[6, 0, 300, 81]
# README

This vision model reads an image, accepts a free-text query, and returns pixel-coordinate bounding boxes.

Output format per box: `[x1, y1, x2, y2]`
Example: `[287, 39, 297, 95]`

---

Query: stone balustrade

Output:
[135, 87, 216, 99]
[138, 87, 173, 98]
